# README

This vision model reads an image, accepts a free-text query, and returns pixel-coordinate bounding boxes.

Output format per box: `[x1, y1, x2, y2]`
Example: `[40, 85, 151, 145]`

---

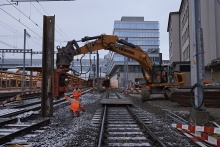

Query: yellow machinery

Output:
[54, 34, 186, 100]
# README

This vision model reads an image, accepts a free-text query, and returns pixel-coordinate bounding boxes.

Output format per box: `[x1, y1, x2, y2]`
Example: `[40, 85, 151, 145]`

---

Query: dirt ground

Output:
[128, 93, 220, 126]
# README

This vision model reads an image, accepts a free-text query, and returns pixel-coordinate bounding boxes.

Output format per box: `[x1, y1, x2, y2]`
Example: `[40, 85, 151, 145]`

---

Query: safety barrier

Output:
[0, 90, 41, 106]
[124, 88, 141, 95]
[177, 128, 207, 147]
[172, 124, 220, 146]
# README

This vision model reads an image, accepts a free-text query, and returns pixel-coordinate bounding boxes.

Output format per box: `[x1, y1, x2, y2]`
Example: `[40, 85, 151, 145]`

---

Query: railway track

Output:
[0, 118, 50, 146]
[99, 106, 153, 146]
[0, 88, 92, 118]
[0, 88, 92, 146]
[93, 93, 162, 146]
[91, 92, 200, 147]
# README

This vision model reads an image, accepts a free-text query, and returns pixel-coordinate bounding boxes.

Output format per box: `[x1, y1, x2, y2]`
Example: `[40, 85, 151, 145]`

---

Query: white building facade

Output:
[168, 0, 220, 85]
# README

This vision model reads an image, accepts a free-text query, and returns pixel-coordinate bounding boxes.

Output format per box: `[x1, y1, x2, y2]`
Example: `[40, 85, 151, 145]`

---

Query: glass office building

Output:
[106, 17, 160, 87]
[113, 16, 160, 62]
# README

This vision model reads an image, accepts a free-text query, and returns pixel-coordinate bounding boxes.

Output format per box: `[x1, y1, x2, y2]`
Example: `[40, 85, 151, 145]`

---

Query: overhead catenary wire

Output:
[55, 23, 69, 40]
[1, 0, 68, 58]
[35, 0, 49, 15]
[0, 21, 42, 47]
[6, 0, 42, 29]
[0, 21, 23, 37]
[0, 8, 42, 39]
[0, 1, 62, 46]
[35, 0, 69, 41]
[0, 5, 42, 47]
[0, 40, 18, 49]
[30, 2, 43, 16]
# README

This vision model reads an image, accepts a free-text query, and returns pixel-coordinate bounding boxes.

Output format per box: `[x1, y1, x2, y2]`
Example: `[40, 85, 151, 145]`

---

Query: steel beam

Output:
[0, 49, 32, 53]
[41, 15, 55, 117]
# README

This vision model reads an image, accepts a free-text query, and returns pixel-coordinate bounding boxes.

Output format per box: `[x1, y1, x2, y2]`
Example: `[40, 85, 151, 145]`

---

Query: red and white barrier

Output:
[177, 128, 207, 147]
[172, 124, 220, 134]
[124, 88, 141, 95]
[0, 90, 41, 106]
[172, 124, 220, 146]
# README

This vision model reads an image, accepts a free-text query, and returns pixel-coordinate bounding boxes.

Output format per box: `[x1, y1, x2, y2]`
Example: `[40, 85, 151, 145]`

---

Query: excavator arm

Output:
[56, 34, 153, 83]
[54, 34, 186, 99]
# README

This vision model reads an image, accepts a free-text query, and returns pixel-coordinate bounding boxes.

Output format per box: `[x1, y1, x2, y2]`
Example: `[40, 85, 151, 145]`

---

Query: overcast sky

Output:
[0, 0, 181, 60]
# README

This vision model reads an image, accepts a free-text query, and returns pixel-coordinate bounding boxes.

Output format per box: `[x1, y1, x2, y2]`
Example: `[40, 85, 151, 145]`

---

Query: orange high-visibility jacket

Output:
[70, 99, 80, 112]
[73, 89, 82, 100]
[65, 95, 80, 112]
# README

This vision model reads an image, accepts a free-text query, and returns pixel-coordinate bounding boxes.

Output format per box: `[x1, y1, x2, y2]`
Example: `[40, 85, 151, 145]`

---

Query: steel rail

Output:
[164, 109, 189, 125]
[0, 119, 50, 145]
[126, 105, 166, 147]
[1, 88, 92, 118]
[0, 118, 17, 126]
[98, 105, 107, 147]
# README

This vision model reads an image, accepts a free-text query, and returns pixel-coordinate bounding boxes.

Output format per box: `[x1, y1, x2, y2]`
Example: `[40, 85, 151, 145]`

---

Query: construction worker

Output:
[64, 94, 86, 117]
[161, 70, 167, 83]
[146, 85, 150, 90]
[157, 72, 161, 83]
[72, 85, 82, 101]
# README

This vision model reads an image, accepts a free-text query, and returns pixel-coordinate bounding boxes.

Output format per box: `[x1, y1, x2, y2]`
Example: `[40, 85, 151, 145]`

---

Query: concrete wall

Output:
[215, 0, 220, 59]
[201, 0, 217, 65]
[168, 13, 181, 63]
[188, 0, 197, 85]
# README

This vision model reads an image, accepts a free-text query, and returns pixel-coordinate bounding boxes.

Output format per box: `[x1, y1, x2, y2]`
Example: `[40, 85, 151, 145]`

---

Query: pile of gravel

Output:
[26, 92, 103, 147]
[128, 92, 219, 120]
[13, 90, 219, 146]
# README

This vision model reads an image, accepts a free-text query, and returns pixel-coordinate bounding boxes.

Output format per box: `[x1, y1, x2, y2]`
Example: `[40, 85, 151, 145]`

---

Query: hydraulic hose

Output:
[189, 83, 204, 110]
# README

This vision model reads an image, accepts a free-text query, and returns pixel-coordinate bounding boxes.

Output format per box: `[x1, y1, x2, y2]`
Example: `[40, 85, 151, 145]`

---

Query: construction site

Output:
[0, 0, 220, 146]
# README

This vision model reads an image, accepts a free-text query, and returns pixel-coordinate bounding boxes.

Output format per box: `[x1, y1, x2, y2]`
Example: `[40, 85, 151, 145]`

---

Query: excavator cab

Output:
[141, 65, 186, 101]
[150, 65, 185, 85]
[150, 65, 168, 84]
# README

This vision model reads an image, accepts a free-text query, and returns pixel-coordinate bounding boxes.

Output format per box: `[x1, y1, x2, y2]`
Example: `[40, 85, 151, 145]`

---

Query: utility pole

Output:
[191, 0, 209, 125]
[1, 50, 4, 71]
[93, 56, 96, 94]
[22, 29, 31, 91]
[124, 37, 128, 88]
[96, 51, 99, 90]
[100, 67, 101, 79]
[30, 49, 33, 90]
[22, 29, 26, 91]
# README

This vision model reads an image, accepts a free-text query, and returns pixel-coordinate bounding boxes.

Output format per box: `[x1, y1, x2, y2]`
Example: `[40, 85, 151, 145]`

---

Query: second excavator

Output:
[53, 34, 186, 101]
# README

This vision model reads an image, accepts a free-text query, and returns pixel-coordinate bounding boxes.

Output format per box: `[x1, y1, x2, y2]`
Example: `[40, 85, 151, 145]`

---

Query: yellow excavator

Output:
[53, 34, 186, 100]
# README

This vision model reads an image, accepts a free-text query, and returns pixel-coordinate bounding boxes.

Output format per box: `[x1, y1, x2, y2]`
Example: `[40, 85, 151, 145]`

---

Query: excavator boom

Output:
[56, 34, 153, 83]
[54, 34, 186, 100]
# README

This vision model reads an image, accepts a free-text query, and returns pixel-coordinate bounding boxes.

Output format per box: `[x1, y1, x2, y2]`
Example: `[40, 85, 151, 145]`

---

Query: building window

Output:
[114, 31, 159, 38]
[180, 65, 190, 72]
[129, 40, 159, 45]
[114, 22, 159, 30]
